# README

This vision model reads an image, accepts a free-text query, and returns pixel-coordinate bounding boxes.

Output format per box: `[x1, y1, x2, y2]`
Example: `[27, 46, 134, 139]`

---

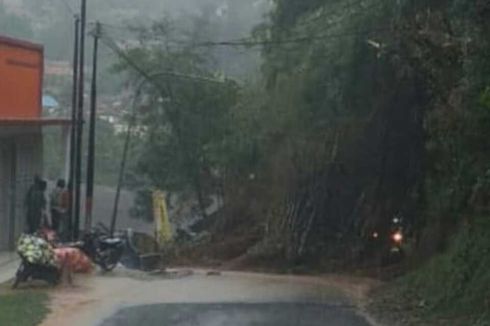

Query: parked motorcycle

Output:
[12, 233, 61, 289]
[73, 223, 125, 272]
[12, 257, 60, 289]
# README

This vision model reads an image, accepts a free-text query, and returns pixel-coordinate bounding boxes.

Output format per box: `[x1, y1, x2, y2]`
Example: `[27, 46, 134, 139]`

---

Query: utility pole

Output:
[74, 0, 87, 240]
[69, 15, 80, 240]
[85, 21, 100, 232]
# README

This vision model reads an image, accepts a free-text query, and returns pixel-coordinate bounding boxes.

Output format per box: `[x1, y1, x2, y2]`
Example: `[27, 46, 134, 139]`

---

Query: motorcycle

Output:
[12, 234, 61, 289]
[73, 223, 125, 272]
[12, 257, 61, 289]
[386, 216, 405, 264]
[368, 215, 406, 266]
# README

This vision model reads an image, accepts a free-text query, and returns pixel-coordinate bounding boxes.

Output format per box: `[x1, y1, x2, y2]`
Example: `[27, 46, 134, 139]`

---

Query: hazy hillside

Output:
[2, 0, 271, 65]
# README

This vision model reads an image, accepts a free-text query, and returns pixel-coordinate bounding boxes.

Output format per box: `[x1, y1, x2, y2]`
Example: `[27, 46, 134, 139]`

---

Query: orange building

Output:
[0, 35, 70, 250]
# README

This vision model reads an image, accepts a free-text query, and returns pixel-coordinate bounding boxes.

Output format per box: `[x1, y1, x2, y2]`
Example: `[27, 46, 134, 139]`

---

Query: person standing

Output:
[60, 181, 70, 239]
[25, 176, 47, 233]
[50, 179, 67, 233]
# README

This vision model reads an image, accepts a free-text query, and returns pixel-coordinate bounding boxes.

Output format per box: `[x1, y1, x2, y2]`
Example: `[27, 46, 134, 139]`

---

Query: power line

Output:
[98, 0, 382, 35]
[98, 33, 158, 88]
[94, 3, 399, 82]
[93, 0, 382, 48]
[182, 28, 392, 47]
[99, 32, 233, 86]
[99, 23, 395, 49]
[96, 23, 395, 88]
[94, 2, 394, 51]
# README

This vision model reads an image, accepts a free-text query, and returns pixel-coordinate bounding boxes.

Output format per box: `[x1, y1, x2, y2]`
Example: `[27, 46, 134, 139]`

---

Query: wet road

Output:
[41, 269, 377, 326]
[99, 302, 371, 326]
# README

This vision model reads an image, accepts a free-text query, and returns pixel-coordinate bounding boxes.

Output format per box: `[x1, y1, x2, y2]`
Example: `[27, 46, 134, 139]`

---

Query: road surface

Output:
[99, 302, 370, 326]
[40, 269, 378, 326]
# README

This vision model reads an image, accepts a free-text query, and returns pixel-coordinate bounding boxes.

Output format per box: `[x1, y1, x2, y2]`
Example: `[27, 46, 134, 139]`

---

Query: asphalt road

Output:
[99, 302, 371, 326]
[86, 184, 152, 234]
[40, 269, 376, 326]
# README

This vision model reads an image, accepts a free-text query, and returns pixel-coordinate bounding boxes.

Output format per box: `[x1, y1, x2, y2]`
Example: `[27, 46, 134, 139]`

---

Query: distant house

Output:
[42, 94, 61, 117]
[45, 60, 72, 77]
[0, 35, 70, 251]
[42, 95, 59, 108]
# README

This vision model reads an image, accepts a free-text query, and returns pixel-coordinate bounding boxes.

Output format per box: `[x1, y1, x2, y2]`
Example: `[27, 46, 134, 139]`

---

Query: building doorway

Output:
[0, 141, 16, 251]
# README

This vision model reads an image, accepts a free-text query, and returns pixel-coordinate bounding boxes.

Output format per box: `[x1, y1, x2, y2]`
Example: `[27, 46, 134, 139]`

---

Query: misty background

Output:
[0, 0, 272, 185]
[1, 0, 271, 78]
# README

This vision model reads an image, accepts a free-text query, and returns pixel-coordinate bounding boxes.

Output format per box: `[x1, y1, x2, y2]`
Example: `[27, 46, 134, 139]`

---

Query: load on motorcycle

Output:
[13, 233, 61, 288]
[13, 230, 94, 289]
[17, 233, 57, 267]
[13, 222, 125, 288]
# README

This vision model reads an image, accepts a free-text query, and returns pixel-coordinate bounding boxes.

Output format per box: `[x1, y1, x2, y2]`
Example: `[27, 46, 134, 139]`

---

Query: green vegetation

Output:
[114, 0, 490, 323]
[0, 290, 50, 326]
[117, 1, 490, 248]
[113, 17, 241, 217]
[371, 215, 490, 325]
[7, 0, 489, 323]
[412, 217, 490, 318]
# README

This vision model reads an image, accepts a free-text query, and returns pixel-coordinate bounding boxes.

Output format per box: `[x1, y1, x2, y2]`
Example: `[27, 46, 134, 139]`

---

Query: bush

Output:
[402, 215, 490, 319]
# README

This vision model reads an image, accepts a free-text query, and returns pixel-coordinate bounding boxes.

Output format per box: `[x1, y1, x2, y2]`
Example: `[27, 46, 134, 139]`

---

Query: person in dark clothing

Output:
[25, 176, 48, 234]
[25, 176, 41, 233]
[50, 179, 67, 233]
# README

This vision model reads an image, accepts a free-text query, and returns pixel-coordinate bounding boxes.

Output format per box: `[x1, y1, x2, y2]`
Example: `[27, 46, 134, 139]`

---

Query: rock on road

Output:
[40, 269, 378, 326]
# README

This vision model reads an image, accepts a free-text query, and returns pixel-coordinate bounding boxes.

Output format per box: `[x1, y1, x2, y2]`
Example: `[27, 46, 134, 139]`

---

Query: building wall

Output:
[0, 142, 14, 250]
[0, 35, 43, 119]
[0, 130, 42, 251]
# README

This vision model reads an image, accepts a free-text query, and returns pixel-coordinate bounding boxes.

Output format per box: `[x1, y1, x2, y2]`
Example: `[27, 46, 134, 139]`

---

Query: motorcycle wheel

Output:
[48, 275, 60, 287]
[100, 261, 117, 272]
[99, 248, 122, 272]
[47, 268, 61, 286]
[12, 277, 21, 289]
[12, 263, 26, 289]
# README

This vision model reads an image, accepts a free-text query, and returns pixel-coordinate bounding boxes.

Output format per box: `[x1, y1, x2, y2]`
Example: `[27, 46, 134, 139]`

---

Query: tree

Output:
[114, 17, 240, 219]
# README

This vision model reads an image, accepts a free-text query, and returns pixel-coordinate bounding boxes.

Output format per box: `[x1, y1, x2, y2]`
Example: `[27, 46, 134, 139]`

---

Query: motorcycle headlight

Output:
[392, 232, 403, 243]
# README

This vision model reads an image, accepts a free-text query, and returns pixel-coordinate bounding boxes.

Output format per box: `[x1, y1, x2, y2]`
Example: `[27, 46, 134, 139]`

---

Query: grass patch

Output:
[0, 284, 50, 326]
